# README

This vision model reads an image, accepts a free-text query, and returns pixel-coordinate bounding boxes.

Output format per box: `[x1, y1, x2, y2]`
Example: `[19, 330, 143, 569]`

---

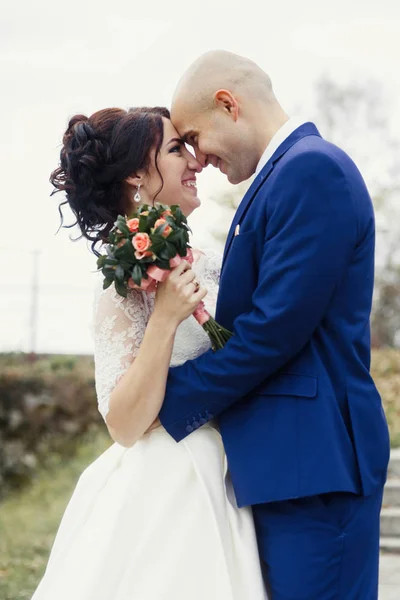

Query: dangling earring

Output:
[134, 184, 142, 203]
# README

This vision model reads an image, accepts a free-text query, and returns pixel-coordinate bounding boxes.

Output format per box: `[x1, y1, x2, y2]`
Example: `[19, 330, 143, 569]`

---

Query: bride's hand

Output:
[153, 260, 208, 326]
[146, 417, 161, 432]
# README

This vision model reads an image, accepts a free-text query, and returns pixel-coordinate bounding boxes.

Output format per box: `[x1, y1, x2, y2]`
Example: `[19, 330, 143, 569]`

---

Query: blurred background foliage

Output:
[0, 353, 100, 497]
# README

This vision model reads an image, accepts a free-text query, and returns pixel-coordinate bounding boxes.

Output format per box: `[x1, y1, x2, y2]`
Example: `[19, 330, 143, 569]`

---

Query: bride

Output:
[31, 106, 267, 599]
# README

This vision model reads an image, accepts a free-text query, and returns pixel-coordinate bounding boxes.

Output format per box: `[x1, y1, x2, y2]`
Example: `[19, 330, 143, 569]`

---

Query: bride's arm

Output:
[94, 261, 206, 447]
[107, 312, 176, 445]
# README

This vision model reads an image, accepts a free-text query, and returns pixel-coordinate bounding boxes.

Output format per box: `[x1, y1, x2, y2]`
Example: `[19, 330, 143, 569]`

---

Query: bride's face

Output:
[144, 119, 203, 217]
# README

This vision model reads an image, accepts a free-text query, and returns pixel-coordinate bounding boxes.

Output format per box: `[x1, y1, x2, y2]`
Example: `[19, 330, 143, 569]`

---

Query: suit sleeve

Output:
[159, 150, 358, 441]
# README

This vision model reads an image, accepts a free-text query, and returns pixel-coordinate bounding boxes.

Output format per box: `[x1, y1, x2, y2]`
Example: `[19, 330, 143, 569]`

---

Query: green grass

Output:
[0, 429, 111, 600]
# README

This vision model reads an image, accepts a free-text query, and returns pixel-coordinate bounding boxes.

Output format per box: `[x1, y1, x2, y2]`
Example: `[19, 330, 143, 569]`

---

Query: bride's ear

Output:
[124, 172, 145, 188]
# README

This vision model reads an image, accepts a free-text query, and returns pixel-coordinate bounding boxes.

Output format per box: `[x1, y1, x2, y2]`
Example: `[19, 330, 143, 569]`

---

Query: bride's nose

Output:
[187, 155, 203, 174]
[183, 146, 203, 173]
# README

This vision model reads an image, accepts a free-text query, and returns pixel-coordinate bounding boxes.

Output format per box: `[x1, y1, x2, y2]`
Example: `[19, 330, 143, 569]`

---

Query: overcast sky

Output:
[1, 0, 399, 353]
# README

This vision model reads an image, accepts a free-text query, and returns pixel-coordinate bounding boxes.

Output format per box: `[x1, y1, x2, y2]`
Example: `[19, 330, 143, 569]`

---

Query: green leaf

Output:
[103, 277, 114, 290]
[150, 233, 165, 245]
[115, 264, 125, 282]
[149, 234, 166, 256]
[115, 279, 127, 298]
[140, 255, 156, 265]
[173, 206, 184, 226]
[158, 248, 170, 261]
[166, 230, 180, 243]
[97, 255, 107, 269]
[115, 216, 130, 237]
[102, 266, 116, 279]
[104, 257, 119, 266]
[157, 259, 170, 270]
[165, 241, 177, 258]
[178, 229, 189, 244]
[115, 240, 135, 263]
[139, 216, 148, 233]
[119, 261, 132, 271]
[131, 264, 143, 286]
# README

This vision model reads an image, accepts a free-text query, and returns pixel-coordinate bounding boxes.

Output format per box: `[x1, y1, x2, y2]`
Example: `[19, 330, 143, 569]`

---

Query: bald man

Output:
[159, 51, 389, 599]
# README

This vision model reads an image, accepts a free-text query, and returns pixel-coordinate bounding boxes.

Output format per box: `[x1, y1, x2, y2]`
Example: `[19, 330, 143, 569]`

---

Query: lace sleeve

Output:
[93, 285, 152, 421]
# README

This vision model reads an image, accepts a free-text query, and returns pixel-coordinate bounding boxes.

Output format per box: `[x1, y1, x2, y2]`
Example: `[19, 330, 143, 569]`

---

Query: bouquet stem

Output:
[192, 301, 233, 351]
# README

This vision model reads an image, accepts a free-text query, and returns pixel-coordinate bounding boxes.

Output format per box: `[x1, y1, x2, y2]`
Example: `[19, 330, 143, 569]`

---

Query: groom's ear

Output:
[214, 90, 239, 121]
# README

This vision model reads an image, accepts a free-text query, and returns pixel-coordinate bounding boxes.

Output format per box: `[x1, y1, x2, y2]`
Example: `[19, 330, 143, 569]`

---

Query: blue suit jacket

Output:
[159, 123, 390, 507]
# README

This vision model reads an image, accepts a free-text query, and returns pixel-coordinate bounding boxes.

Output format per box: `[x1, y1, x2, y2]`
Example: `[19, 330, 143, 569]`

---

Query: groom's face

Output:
[171, 103, 255, 184]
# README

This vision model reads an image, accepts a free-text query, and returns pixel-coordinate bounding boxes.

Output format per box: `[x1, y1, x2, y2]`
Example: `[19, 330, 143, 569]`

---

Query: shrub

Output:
[0, 354, 103, 496]
[371, 348, 400, 448]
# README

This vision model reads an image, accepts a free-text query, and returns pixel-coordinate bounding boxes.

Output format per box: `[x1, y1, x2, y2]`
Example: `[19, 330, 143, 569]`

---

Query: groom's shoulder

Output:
[277, 133, 362, 184]
[287, 132, 361, 173]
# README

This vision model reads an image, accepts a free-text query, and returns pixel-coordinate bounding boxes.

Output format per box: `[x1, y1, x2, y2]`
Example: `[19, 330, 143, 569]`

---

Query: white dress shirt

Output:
[255, 117, 308, 176]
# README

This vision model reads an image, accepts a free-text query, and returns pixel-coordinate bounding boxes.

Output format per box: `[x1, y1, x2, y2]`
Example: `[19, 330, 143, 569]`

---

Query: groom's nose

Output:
[194, 148, 208, 168]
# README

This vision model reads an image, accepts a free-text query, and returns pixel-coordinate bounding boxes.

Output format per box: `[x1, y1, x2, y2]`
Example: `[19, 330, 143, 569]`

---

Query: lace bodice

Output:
[93, 249, 222, 421]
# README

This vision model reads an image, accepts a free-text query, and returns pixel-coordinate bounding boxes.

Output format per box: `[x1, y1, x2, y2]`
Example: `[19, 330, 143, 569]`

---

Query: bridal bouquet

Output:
[96, 203, 232, 350]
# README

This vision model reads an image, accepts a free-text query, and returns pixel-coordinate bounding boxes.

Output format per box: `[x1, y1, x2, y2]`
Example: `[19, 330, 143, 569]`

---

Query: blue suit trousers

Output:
[252, 489, 384, 599]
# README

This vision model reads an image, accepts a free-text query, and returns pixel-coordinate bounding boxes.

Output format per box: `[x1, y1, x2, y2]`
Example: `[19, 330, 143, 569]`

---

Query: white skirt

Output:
[32, 423, 267, 600]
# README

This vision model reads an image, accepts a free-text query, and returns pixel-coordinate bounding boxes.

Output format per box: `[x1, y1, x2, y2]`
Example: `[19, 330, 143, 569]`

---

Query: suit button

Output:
[199, 417, 207, 425]
[192, 421, 200, 429]
[186, 425, 194, 433]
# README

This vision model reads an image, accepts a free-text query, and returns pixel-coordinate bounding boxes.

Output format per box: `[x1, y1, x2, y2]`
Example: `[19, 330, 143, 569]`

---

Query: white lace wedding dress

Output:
[31, 249, 267, 600]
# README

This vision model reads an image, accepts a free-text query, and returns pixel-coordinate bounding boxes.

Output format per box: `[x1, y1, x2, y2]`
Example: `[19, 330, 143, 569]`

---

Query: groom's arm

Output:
[159, 150, 359, 441]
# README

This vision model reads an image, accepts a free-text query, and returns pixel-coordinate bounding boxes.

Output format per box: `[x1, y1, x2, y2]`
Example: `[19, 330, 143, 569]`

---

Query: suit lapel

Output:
[221, 164, 274, 268]
[221, 122, 321, 273]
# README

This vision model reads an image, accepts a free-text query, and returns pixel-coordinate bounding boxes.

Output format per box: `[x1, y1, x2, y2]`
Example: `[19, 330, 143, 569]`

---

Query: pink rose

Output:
[162, 209, 172, 218]
[127, 218, 139, 233]
[132, 232, 151, 253]
[135, 250, 154, 260]
[154, 218, 172, 238]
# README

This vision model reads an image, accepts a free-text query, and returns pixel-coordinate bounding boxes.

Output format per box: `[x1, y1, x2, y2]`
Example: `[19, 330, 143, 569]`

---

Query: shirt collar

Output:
[255, 117, 308, 176]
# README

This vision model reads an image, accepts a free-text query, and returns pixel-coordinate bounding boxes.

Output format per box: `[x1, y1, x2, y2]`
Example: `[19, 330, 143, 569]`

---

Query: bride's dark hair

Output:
[50, 106, 170, 254]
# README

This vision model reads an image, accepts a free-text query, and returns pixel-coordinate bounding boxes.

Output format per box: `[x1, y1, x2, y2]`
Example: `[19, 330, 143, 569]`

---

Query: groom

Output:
[159, 51, 390, 599]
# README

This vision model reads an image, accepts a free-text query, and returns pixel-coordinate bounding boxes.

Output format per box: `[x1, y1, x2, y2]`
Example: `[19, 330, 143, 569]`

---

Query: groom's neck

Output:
[254, 106, 290, 162]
